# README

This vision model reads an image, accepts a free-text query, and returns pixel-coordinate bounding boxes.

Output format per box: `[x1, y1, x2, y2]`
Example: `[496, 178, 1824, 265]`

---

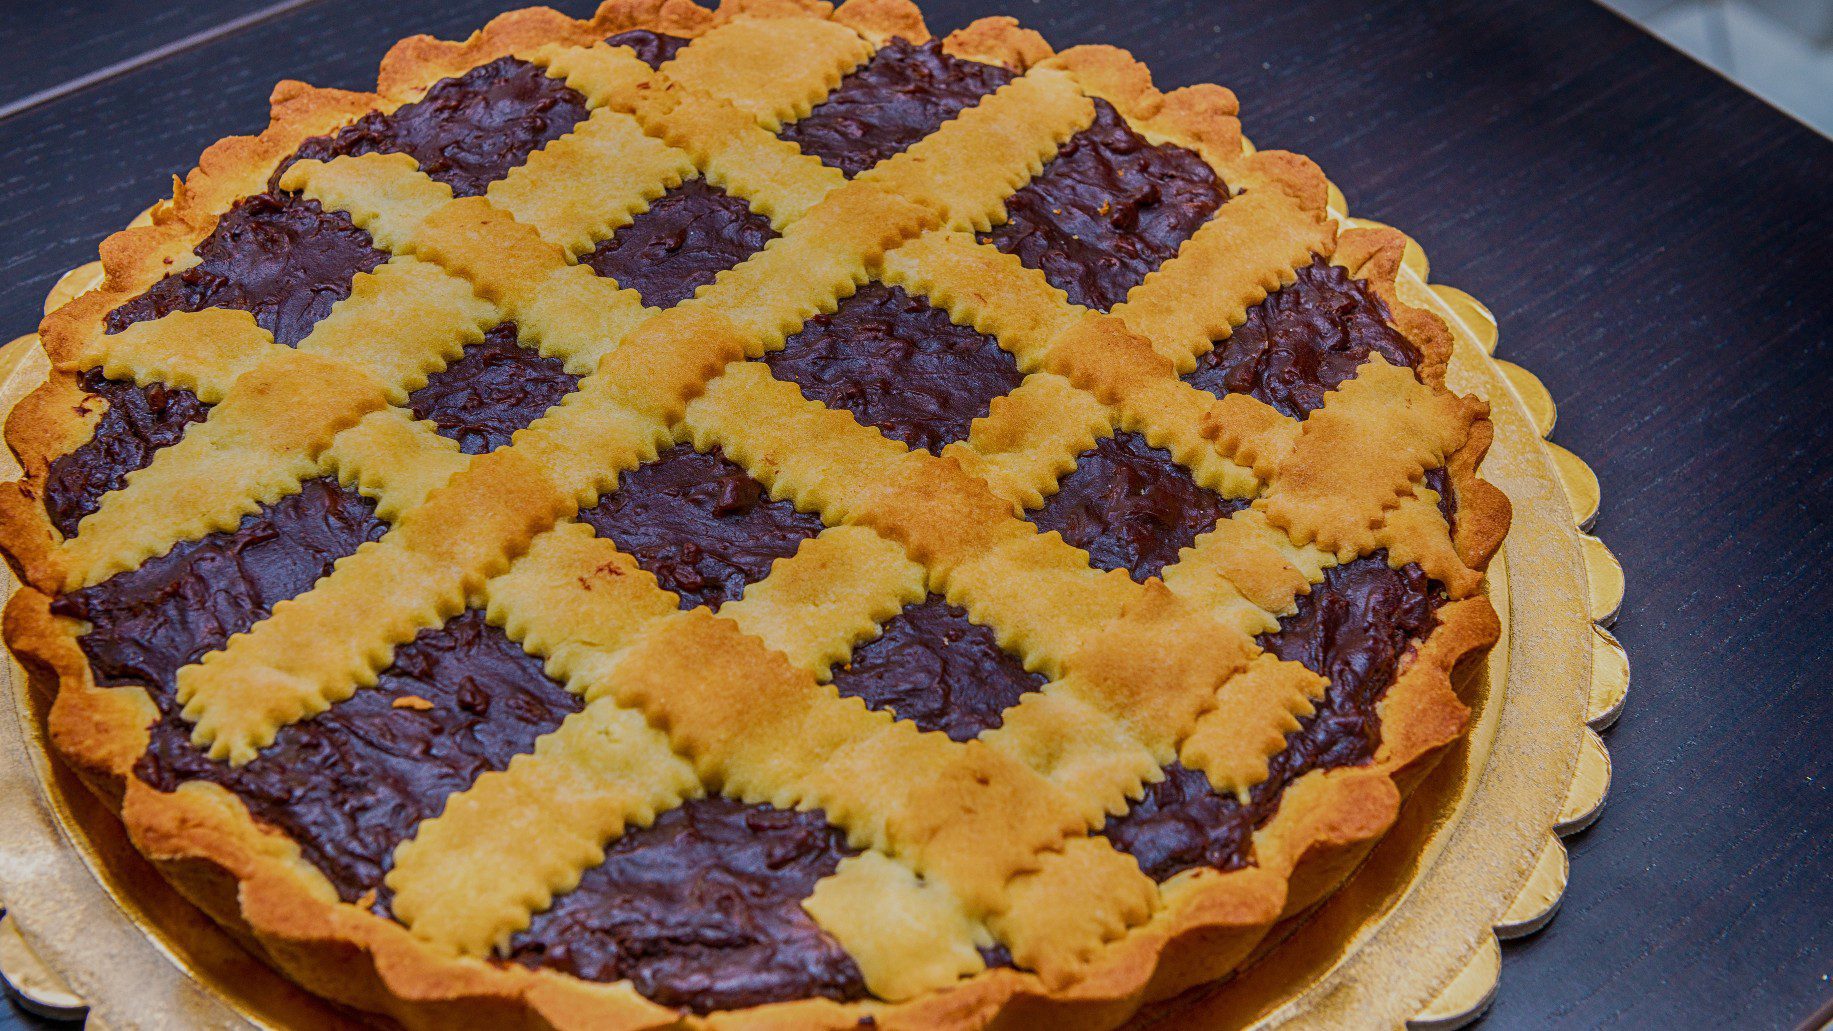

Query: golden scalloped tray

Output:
[0, 187, 1625, 1029]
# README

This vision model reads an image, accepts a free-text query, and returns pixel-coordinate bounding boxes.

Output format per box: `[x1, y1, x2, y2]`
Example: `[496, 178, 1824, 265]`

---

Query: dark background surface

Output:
[0, 0, 1828, 1027]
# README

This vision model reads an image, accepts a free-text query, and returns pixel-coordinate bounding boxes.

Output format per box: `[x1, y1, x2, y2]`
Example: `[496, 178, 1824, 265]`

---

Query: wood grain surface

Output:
[0, 1, 1827, 1027]
[0, 0, 292, 114]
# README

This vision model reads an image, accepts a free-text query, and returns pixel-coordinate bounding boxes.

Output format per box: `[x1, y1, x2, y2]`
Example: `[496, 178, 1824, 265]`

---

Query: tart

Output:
[0, 0, 1511, 1027]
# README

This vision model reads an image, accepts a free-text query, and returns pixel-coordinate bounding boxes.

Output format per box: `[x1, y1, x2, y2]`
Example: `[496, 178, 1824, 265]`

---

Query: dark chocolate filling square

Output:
[506, 796, 867, 1013]
[581, 179, 776, 309]
[979, 99, 1227, 311]
[406, 323, 580, 454]
[779, 38, 1015, 177]
[765, 282, 1022, 454]
[1026, 431, 1246, 582]
[578, 444, 824, 612]
[831, 595, 1044, 741]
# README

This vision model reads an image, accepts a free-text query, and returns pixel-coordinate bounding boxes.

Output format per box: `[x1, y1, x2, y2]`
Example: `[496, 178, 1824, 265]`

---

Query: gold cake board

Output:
[0, 196, 1625, 1029]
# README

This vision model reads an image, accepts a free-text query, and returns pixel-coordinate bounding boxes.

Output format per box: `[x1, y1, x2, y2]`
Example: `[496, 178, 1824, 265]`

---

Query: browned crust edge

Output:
[0, 1, 1511, 1028]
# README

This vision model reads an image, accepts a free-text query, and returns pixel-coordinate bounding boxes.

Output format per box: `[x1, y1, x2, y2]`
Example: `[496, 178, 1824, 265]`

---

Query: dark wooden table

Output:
[1, 0, 1828, 1027]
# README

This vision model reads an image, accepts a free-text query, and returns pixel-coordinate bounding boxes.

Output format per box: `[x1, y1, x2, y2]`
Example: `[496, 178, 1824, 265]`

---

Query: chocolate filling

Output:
[507, 796, 866, 1013]
[780, 38, 1015, 177]
[51, 477, 578, 902]
[51, 478, 386, 697]
[52, 172, 382, 554]
[831, 595, 1044, 741]
[1027, 431, 1246, 582]
[407, 323, 580, 454]
[582, 178, 777, 309]
[604, 29, 692, 69]
[43, 372, 211, 539]
[1101, 556, 1445, 880]
[979, 99, 1226, 311]
[765, 282, 1022, 454]
[105, 191, 387, 348]
[142, 610, 579, 903]
[284, 56, 590, 198]
[578, 444, 824, 611]
[1186, 256, 1423, 419]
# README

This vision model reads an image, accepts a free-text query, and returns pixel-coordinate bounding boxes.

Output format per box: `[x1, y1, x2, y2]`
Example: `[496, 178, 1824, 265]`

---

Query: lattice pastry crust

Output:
[0, 0, 1510, 1027]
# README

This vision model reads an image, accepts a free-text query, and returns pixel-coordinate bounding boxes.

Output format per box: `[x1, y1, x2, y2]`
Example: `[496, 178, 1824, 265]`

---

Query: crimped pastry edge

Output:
[0, 1, 1511, 1028]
